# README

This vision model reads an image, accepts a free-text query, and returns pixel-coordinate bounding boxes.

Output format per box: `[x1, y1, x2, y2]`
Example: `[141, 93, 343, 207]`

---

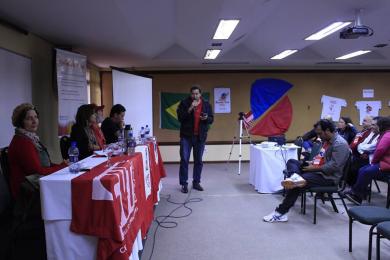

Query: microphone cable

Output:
[146, 188, 202, 260]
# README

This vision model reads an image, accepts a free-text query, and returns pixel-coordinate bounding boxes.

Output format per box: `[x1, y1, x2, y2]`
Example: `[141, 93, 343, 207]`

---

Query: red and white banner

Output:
[71, 154, 146, 260]
[70, 144, 166, 260]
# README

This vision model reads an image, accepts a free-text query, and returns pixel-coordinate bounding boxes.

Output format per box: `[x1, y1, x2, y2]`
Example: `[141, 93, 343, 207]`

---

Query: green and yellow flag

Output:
[160, 92, 210, 130]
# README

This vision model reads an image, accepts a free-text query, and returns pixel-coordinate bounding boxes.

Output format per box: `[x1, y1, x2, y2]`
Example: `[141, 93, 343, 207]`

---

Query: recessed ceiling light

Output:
[213, 19, 240, 40]
[336, 50, 371, 59]
[271, 50, 298, 60]
[204, 49, 221, 59]
[305, 22, 351, 40]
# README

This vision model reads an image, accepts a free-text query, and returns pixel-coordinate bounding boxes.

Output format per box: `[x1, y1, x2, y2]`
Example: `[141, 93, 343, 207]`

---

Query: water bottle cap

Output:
[141, 127, 144, 129]
[71, 141, 77, 147]
[146, 125, 149, 127]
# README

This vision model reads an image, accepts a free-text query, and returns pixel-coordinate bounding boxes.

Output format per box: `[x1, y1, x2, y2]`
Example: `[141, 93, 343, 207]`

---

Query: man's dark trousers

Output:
[179, 135, 205, 185]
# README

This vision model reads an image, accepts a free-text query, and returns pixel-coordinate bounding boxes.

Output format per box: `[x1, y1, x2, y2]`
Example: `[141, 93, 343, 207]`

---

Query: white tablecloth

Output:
[40, 145, 156, 260]
[249, 144, 298, 193]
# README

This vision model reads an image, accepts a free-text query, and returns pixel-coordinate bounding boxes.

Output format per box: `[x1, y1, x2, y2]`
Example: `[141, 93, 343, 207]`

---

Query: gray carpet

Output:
[142, 163, 390, 260]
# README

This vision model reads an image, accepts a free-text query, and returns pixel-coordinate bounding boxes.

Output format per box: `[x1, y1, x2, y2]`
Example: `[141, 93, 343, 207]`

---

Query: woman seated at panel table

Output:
[8, 103, 68, 199]
[70, 104, 102, 160]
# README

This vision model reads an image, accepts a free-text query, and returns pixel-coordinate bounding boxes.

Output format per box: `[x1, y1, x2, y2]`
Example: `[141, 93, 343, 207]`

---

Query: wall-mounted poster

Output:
[214, 87, 231, 113]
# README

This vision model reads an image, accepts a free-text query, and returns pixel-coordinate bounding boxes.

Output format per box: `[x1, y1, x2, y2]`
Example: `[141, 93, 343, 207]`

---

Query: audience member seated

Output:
[70, 104, 101, 160]
[346, 116, 380, 186]
[90, 104, 106, 149]
[350, 116, 374, 151]
[101, 104, 126, 144]
[345, 116, 390, 205]
[263, 119, 350, 223]
[8, 103, 67, 199]
[300, 115, 333, 160]
[337, 116, 358, 144]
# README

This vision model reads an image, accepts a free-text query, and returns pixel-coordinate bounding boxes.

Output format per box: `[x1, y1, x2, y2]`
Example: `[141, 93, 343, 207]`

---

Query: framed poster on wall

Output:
[214, 87, 231, 113]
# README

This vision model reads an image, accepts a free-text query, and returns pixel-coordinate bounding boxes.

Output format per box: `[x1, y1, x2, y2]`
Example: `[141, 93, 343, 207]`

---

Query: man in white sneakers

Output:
[263, 119, 350, 223]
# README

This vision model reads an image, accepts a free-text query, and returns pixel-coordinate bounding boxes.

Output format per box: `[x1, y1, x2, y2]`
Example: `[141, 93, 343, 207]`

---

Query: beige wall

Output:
[0, 24, 62, 161]
[150, 72, 390, 142]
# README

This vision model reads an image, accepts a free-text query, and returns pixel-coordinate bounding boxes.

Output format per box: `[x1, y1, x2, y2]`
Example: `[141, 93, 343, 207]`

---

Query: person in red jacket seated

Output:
[345, 116, 390, 205]
[8, 103, 68, 199]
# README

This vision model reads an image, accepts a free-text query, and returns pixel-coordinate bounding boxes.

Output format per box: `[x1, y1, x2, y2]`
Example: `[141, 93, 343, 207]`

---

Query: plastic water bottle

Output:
[145, 125, 151, 138]
[68, 141, 80, 173]
[127, 130, 136, 155]
[118, 129, 125, 153]
[139, 127, 145, 144]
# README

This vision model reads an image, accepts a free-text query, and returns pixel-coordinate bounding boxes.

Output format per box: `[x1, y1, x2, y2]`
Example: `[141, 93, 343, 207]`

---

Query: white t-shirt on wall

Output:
[355, 101, 382, 125]
[321, 95, 347, 121]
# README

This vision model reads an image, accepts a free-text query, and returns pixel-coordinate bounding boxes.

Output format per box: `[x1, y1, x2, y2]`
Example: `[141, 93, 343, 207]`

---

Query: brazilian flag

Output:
[160, 92, 210, 130]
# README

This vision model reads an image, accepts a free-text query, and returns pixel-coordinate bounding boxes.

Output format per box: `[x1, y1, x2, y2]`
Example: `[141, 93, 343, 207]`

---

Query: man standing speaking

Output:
[177, 85, 214, 193]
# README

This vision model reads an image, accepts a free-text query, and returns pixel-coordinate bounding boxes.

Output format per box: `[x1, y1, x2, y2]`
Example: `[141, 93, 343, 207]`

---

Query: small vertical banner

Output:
[214, 87, 231, 113]
[56, 49, 88, 136]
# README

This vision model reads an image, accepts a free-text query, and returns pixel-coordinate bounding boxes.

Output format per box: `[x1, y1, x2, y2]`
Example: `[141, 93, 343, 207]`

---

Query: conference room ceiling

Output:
[1, 0, 390, 70]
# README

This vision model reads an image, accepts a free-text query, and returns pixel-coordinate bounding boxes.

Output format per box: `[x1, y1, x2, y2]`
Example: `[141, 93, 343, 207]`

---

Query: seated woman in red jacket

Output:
[8, 103, 67, 199]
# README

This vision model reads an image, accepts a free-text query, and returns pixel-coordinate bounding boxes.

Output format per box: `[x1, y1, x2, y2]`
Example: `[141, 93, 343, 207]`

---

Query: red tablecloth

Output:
[70, 143, 166, 260]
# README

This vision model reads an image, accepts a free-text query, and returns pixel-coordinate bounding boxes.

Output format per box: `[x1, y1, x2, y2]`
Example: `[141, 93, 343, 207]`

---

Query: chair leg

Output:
[376, 233, 381, 260]
[329, 193, 339, 213]
[303, 192, 306, 215]
[300, 191, 304, 214]
[339, 192, 348, 213]
[369, 225, 377, 260]
[313, 194, 317, 224]
[386, 183, 390, 209]
[374, 179, 381, 193]
[368, 181, 372, 203]
[349, 217, 353, 252]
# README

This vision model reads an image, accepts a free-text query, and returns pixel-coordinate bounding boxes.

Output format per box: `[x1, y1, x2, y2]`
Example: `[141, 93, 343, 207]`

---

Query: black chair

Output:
[376, 221, 390, 260]
[368, 173, 390, 208]
[60, 136, 71, 160]
[0, 147, 10, 189]
[300, 152, 351, 224]
[347, 206, 390, 260]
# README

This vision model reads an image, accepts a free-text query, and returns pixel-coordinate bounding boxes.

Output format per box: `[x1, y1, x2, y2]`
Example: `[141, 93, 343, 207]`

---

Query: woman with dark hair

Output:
[90, 104, 106, 149]
[337, 116, 358, 144]
[8, 103, 67, 199]
[345, 116, 390, 205]
[70, 104, 101, 160]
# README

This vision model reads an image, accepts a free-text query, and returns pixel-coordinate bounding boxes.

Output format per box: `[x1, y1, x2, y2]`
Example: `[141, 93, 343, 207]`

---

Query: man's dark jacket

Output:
[177, 97, 214, 142]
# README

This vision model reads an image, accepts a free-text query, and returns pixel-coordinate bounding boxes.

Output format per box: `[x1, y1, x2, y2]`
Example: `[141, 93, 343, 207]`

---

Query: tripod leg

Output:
[227, 136, 236, 164]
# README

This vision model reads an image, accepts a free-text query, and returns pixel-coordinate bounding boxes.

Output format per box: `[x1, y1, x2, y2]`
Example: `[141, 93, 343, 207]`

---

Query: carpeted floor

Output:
[141, 163, 390, 260]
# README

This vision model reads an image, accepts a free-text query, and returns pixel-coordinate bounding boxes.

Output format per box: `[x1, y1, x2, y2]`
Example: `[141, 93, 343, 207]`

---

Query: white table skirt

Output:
[40, 145, 156, 260]
[249, 144, 298, 193]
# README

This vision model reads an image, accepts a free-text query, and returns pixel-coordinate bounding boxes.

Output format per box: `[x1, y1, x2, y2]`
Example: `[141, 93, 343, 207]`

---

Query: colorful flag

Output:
[160, 92, 210, 130]
[245, 78, 293, 137]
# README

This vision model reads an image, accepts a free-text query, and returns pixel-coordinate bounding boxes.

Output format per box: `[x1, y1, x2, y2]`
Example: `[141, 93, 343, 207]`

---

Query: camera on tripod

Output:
[238, 112, 245, 120]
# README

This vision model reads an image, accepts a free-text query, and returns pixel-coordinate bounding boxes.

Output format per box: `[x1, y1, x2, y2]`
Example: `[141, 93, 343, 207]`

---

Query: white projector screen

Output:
[112, 69, 153, 137]
[0, 48, 32, 147]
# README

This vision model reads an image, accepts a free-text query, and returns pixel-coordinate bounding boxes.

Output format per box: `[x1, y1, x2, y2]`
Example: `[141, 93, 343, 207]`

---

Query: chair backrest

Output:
[338, 151, 352, 188]
[60, 136, 71, 160]
[0, 147, 10, 187]
[0, 147, 12, 216]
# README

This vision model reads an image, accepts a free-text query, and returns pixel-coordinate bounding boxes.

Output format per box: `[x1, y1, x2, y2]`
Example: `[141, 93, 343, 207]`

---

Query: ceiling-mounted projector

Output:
[340, 9, 374, 39]
[340, 25, 373, 39]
